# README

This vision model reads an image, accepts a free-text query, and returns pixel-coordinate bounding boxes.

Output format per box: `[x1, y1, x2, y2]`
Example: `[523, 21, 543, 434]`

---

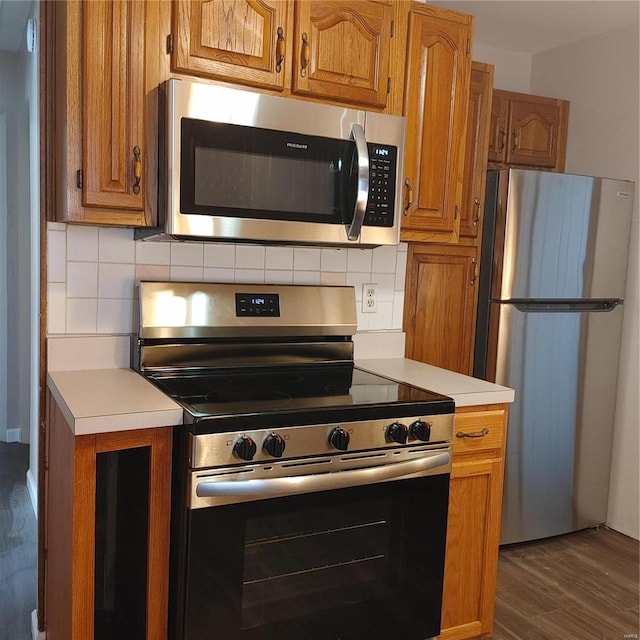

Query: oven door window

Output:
[180, 118, 357, 224]
[180, 474, 449, 640]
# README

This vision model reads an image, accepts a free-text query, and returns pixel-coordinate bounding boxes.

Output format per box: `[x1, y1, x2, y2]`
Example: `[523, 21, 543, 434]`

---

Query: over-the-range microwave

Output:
[136, 79, 406, 247]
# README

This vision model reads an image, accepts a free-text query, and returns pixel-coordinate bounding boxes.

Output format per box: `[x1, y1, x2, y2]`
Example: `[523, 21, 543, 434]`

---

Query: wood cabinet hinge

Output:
[166, 34, 174, 54]
[76, 169, 83, 189]
[390, 19, 395, 38]
[387, 77, 391, 94]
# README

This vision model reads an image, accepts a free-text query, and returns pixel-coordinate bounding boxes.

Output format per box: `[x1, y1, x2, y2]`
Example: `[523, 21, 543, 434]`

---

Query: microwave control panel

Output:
[365, 143, 398, 227]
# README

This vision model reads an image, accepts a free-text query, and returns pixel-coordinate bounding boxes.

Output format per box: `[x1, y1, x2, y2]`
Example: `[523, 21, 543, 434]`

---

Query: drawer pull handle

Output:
[456, 427, 489, 439]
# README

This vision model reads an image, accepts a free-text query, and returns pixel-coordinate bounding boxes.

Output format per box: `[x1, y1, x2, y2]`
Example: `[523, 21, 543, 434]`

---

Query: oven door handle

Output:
[195, 451, 450, 499]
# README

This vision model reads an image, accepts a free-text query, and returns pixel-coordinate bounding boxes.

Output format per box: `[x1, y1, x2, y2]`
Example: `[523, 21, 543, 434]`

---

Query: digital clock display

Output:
[235, 293, 281, 317]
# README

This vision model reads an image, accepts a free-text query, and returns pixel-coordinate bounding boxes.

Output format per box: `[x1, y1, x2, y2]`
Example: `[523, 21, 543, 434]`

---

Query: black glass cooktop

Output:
[146, 365, 454, 433]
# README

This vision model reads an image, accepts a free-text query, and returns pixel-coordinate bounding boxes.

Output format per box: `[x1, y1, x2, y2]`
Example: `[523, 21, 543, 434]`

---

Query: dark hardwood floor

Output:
[492, 527, 639, 640]
[0, 439, 637, 640]
[0, 442, 36, 640]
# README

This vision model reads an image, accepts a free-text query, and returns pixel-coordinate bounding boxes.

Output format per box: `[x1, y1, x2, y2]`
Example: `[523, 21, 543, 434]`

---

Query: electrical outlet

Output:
[362, 283, 377, 313]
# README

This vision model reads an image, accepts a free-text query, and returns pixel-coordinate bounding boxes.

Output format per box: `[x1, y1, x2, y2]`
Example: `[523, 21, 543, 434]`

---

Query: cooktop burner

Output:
[147, 365, 453, 433]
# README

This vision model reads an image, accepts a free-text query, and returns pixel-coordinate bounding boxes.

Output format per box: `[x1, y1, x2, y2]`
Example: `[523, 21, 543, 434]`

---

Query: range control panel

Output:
[190, 412, 454, 469]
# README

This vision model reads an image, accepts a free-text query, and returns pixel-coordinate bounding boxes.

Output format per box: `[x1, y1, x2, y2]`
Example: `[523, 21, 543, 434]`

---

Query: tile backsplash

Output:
[47, 222, 408, 336]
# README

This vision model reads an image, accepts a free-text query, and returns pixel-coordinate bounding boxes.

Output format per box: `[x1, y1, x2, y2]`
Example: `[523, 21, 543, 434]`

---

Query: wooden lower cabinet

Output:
[404, 242, 480, 376]
[44, 392, 172, 640]
[439, 404, 509, 640]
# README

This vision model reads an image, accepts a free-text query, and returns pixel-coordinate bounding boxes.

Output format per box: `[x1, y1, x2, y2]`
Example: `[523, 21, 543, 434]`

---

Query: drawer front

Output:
[453, 408, 506, 457]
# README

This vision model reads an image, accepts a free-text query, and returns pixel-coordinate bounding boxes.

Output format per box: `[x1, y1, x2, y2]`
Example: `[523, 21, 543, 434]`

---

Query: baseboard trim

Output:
[31, 610, 45, 640]
[26, 467, 38, 517]
[6, 427, 21, 442]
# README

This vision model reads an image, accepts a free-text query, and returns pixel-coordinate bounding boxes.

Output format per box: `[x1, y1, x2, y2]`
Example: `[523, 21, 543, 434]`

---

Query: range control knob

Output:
[263, 433, 286, 458]
[328, 427, 350, 451]
[233, 436, 257, 461]
[387, 421, 408, 444]
[410, 420, 432, 442]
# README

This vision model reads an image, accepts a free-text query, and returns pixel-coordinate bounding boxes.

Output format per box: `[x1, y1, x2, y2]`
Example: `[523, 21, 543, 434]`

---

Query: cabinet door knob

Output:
[403, 178, 413, 214]
[497, 129, 506, 152]
[275, 26, 285, 73]
[470, 257, 479, 285]
[511, 130, 519, 153]
[473, 197, 481, 226]
[132, 146, 142, 195]
[300, 32, 310, 77]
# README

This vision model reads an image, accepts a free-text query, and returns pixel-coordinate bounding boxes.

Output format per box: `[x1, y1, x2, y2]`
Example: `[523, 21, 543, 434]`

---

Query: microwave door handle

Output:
[347, 123, 369, 241]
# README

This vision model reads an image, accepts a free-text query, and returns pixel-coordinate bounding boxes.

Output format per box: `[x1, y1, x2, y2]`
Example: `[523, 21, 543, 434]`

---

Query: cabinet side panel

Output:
[45, 392, 75, 639]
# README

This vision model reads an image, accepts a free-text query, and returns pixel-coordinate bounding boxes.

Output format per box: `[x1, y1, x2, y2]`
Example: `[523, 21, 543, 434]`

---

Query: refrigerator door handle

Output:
[511, 300, 621, 313]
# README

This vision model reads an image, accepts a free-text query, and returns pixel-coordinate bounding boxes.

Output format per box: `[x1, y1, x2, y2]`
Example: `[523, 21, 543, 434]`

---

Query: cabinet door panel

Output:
[403, 244, 478, 375]
[442, 461, 492, 630]
[507, 98, 560, 167]
[292, 1, 391, 107]
[172, 0, 290, 90]
[401, 7, 471, 242]
[83, 0, 145, 211]
[460, 62, 493, 238]
[487, 91, 508, 163]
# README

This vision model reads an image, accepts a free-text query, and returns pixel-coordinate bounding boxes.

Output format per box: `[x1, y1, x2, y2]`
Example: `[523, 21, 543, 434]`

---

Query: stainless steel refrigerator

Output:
[474, 168, 635, 545]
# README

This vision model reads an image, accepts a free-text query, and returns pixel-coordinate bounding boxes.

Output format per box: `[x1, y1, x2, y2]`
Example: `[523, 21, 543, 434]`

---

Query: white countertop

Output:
[47, 360, 514, 436]
[47, 369, 184, 435]
[355, 358, 515, 407]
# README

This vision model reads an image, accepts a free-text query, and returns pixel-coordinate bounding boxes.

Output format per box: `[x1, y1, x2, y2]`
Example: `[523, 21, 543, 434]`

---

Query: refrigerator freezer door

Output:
[493, 169, 634, 301]
[493, 301, 624, 544]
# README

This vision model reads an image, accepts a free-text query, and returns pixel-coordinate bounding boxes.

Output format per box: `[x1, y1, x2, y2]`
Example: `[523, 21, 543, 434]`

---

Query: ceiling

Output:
[426, 1, 640, 53]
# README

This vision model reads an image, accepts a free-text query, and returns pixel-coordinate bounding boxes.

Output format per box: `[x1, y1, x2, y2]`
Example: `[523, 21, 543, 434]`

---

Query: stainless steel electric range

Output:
[133, 281, 454, 640]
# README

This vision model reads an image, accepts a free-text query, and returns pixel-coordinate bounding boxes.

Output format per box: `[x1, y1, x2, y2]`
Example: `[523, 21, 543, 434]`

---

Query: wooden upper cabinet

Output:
[403, 243, 479, 376]
[83, 1, 145, 212]
[488, 89, 570, 171]
[401, 5, 473, 244]
[460, 61, 494, 239]
[54, 0, 159, 226]
[291, 1, 392, 107]
[171, 0, 293, 91]
[170, 0, 395, 109]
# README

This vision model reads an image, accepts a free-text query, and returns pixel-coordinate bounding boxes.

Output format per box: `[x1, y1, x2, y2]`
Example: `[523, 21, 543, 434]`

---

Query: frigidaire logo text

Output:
[287, 142, 308, 149]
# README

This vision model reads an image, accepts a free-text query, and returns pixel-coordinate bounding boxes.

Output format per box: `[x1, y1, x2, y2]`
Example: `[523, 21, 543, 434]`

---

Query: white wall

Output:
[0, 45, 32, 445]
[530, 22, 639, 540]
[473, 43, 532, 92]
[27, 0, 40, 506]
[0, 113, 7, 442]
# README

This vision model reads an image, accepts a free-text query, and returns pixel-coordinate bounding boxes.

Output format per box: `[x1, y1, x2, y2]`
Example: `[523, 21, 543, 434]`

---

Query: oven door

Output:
[172, 463, 450, 640]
